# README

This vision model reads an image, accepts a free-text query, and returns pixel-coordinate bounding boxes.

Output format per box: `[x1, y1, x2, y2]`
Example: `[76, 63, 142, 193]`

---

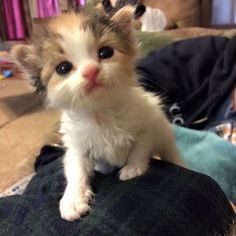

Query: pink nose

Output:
[82, 65, 100, 81]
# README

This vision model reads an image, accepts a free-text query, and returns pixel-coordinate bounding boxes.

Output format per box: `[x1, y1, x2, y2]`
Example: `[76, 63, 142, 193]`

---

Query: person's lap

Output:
[0, 145, 234, 236]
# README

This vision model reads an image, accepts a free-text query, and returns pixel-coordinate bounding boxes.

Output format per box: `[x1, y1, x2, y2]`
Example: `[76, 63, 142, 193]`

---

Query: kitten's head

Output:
[11, 6, 137, 110]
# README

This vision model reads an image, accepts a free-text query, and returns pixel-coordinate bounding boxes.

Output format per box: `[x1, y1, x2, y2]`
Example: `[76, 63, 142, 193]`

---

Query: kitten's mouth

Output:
[84, 81, 102, 94]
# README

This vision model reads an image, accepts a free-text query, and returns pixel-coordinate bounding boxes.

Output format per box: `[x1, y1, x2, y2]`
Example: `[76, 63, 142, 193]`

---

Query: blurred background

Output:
[0, 0, 236, 42]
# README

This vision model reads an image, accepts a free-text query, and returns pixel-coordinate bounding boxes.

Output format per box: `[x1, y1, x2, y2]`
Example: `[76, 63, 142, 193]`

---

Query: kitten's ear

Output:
[111, 6, 135, 32]
[134, 4, 146, 19]
[11, 44, 40, 76]
[11, 44, 45, 94]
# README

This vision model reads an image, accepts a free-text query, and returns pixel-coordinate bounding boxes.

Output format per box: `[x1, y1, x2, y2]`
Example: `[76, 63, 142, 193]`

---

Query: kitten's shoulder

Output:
[131, 86, 162, 107]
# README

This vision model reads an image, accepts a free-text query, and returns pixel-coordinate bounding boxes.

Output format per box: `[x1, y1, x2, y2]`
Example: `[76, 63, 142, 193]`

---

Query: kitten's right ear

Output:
[11, 44, 40, 77]
[11, 44, 46, 95]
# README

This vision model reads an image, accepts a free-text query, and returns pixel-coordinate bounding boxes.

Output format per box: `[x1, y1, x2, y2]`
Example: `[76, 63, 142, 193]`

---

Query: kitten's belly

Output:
[89, 143, 131, 167]
[88, 135, 132, 167]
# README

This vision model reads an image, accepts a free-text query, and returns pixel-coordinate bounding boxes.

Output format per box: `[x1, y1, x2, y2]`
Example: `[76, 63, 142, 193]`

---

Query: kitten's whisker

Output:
[70, 91, 77, 112]
[137, 75, 171, 93]
[137, 81, 168, 104]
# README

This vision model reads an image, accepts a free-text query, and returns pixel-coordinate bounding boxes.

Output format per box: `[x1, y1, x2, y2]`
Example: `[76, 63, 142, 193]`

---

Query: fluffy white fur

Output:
[58, 85, 183, 221]
[11, 7, 184, 222]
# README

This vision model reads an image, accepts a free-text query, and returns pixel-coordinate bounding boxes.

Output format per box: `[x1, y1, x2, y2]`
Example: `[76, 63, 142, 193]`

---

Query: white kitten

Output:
[11, 6, 183, 222]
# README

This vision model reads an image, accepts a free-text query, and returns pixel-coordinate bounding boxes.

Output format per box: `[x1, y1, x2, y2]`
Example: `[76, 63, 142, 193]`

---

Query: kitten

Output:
[11, 6, 184, 222]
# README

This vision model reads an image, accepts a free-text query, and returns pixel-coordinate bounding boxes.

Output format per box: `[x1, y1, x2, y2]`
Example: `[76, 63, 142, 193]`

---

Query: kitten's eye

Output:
[56, 61, 73, 75]
[98, 47, 114, 59]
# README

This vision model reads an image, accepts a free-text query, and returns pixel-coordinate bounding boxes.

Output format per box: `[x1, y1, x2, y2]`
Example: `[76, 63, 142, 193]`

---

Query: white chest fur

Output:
[60, 109, 135, 167]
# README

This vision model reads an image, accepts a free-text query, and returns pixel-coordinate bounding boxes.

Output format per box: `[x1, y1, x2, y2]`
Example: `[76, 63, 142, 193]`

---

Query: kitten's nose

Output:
[82, 64, 100, 82]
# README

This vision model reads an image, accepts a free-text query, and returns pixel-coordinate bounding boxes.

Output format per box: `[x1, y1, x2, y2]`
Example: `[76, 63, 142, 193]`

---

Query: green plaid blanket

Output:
[0, 145, 234, 236]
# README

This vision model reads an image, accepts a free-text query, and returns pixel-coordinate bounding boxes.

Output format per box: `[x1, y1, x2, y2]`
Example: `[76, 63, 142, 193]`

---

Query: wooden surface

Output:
[0, 75, 60, 192]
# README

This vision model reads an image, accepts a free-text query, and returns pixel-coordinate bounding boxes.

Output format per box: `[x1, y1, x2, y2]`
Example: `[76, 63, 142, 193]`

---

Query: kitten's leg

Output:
[119, 132, 152, 181]
[60, 148, 94, 221]
[161, 139, 184, 167]
[157, 122, 185, 167]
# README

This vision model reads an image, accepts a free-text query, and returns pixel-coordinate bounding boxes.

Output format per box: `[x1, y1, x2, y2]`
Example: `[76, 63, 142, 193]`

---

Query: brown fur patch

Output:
[86, 9, 137, 56]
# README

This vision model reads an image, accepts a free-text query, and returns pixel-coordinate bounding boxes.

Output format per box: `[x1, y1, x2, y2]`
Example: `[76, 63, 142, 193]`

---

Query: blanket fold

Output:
[137, 36, 236, 129]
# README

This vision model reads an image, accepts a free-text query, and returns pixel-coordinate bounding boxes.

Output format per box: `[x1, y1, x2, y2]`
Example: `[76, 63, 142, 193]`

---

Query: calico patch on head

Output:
[11, 6, 137, 109]
[102, 0, 146, 19]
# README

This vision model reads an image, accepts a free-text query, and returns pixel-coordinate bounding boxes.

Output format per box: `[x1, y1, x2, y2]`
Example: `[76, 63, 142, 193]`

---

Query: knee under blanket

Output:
[137, 36, 236, 129]
[0, 145, 234, 236]
[175, 125, 236, 202]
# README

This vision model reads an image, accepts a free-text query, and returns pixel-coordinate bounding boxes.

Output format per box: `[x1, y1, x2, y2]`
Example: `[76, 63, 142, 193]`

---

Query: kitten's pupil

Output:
[98, 47, 114, 59]
[56, 61, 73, 75]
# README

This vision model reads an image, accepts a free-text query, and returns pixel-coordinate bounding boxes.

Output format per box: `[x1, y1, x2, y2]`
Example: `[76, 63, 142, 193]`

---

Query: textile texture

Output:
[175, 125, 236, 202]
[0, 145, 234, 235]
[137, 36, 236, 129]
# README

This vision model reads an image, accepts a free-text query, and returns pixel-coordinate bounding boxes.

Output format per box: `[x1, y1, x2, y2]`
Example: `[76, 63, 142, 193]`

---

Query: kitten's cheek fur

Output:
[46, 86, 66, 108]
[46, 76, 82, 108]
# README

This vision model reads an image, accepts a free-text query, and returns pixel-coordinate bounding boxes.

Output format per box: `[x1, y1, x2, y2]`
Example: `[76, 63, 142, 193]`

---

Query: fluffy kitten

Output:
[11, 6, 183, 221]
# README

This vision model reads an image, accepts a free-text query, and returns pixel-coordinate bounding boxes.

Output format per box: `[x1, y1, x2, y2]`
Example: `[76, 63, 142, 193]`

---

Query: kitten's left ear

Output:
[111, 6, 135, 32]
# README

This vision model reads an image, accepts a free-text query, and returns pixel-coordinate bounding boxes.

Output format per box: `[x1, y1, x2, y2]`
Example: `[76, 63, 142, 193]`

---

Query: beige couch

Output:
[0, 75, 60, 192]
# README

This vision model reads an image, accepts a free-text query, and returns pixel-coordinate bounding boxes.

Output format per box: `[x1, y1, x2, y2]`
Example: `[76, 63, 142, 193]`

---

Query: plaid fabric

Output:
[0, 145, 235, 236]
[0, 174, 34, 197]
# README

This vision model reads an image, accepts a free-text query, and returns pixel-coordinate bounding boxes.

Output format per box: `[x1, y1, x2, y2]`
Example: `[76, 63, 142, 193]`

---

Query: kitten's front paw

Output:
[59, 189, 93, 222]
[119, 163, 148, 181]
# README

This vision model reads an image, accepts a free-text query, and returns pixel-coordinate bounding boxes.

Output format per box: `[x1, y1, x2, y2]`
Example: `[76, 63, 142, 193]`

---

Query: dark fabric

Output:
[137, 36, 236, 129]
[205, 92, 236, 128]
[0, 146, 235, 235]
[205, 90, 236, 144]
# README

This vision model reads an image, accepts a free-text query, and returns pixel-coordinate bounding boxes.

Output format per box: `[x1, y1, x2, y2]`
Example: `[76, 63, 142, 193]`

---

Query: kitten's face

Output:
[11, 6, 137, 110]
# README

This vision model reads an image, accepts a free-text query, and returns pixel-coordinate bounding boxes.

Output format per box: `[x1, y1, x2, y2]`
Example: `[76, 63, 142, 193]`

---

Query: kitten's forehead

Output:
[48, 13, 91, 57]
[47, 12, 113, 60]
[48, 11, 110, 37]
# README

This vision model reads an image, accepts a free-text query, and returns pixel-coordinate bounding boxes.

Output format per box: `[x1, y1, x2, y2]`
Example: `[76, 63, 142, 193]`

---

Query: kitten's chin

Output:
[46, 86, 108, 111]
[46, 79, 127, 111]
